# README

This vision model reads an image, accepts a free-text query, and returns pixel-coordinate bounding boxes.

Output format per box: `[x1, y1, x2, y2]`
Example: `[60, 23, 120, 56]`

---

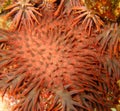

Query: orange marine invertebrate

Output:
[0, 13, 117, 111]
[95, 23, 120, 58]
[0, 0, 120, 111]
[3, 0, 42, 31]
[72, 5, 104, 35]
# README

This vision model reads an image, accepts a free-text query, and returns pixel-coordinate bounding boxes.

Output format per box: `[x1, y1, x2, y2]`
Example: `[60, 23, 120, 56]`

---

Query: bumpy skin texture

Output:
[0, 10, 120, 111]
